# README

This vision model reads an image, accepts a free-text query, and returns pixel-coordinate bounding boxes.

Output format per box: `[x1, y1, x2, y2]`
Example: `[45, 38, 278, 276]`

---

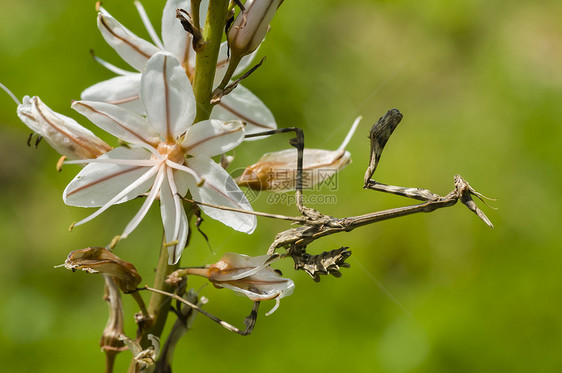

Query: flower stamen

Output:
[157, 142, 185, 164]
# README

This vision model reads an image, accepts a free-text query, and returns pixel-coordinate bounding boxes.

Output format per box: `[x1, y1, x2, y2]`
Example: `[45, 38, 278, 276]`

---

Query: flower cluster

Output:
[2, 0, 363, 354]
[0, 0, 359, 313]
[2, 3, 497, 371]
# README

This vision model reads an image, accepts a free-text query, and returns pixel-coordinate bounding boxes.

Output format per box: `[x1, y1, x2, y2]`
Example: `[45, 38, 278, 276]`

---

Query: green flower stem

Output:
[128, 235, 179, 373]
[146, 236, 179, 339]
[193, 0, 230, 123]
[191, 0, 201, 33]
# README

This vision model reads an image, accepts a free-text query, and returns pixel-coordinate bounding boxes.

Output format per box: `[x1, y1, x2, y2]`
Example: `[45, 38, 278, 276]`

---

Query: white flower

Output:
[64, 52, 256, 264]
[184, 252, 294, 315]
[82, 0, 276, 136]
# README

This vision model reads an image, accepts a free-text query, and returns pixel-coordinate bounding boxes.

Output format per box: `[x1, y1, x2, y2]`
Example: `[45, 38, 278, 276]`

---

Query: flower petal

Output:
[70, 164, 160, 228]
[121, 164, 166, 238]
[72, 100, 160, 146]
[172, 168, 190, 197]
[141, 52, 195, 140]
[17, 96, 112, 160]
[186, 156, 256, 233]
[98, 13, 160, 71]
[161, 0, 192, 65]
[160, 169, 189, 264]
[81, 74, 144, 114]
[181, 119, 244, 157]
[63, 147, 155, 207]
[211, 84, 276, 136]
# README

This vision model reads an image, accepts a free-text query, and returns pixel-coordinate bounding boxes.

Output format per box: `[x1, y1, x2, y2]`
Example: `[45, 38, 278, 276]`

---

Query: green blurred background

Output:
[1, 0, 561, 371]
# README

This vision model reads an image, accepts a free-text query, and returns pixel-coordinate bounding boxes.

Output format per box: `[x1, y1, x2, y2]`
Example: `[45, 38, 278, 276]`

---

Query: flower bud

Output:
[228, 0, 282, 58]
[17, 96, 112, 159]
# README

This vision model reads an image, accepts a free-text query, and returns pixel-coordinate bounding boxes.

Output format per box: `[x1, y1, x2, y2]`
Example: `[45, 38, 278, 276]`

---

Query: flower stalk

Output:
[144, 236, 180, 345]
[127, 236, 178, 373]
[193, 0, 230, 123]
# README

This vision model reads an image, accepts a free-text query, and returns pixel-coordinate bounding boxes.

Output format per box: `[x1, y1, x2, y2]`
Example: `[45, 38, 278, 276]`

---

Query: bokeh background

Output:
[1, 0, 561, 372]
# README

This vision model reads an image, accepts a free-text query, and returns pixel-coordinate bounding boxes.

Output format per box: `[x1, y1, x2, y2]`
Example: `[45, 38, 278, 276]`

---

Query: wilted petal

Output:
[119, 334, 159, 369]
[63, 147, 155, 207]
[63, 247, 142, 292]
[211, 85, 276, 136]
[161, 0, 192, 65]
[160, 170, 189, 264]
[119, 334, 143, 360]
[181, 120, 244, 157]
[186, 156, 256, 233]
[72, 100, 160, 146]
[98, 13, 160, 71]
[17, 96, 112, 159]
[141, 52, 195, 140]
[81, 74, 143, 113]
